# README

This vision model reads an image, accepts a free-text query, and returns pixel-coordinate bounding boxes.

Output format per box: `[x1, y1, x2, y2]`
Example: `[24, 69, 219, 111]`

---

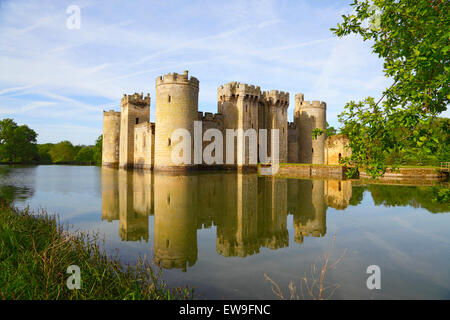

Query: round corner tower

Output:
[294, 94, 326, 164]
[154, 70, 199, 170]
[102, 110, 121, 167]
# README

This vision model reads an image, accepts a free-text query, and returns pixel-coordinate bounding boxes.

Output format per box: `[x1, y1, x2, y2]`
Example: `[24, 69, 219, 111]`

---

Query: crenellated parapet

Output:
[121, 92, 150, 107]
[299, 100, 327, 110]
[198, 111, 224, 123]
[218, 82, 261, 101]
[262, 90, 289, 107]
[103, 110, 121, 117]
[156, 70, 199, 89]
[295, 93, 304, 105]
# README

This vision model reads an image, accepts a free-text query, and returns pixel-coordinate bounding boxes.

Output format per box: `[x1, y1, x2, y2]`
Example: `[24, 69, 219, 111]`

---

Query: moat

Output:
[1, 165, 449, 299]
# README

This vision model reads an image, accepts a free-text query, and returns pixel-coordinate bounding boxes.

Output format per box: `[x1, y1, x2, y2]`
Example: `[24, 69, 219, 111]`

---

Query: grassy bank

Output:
[0, 204, 193, 300]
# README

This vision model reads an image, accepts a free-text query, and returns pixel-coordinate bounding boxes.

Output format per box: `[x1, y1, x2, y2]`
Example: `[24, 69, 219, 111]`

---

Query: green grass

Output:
[0, 204, 193, 300]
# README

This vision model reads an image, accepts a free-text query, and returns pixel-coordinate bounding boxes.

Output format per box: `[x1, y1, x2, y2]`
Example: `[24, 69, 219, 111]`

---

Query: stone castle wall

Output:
[102, 70, 338, 170]
[325, 134, 351, 165]
[119, 93, 150, 169]
[102, 110, 121, 167]
[294, 94, 327, 164]
[261, 90, 289, 163]
[287, 122, 298, 163]
[218, 82, 261, 169]
[154, 71, 199, 170]
[134, 122, 154, 169]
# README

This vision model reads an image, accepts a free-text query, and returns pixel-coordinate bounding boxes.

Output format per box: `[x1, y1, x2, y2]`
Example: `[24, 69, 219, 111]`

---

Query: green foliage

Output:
[313, 123, 338, 140]
[37, 143, 53, 164]
[312, 128, 323, 140]
[431, 186, 450, 204]
[39, 136, 102, 165]
[49, 141, 76, 164]
[332, 0, 449, 177]
[93, 135, 102, 165]
[74, 147, 94, 164]
[0, 119, 39, 163]
[367, 184, 449, 213]
[0, 118, 103, 166]
[0, 204, 193, 300]
[386, 117, 450, 166]
[72, 136, 102, 165]
[349, 186, 365, 206]
[326, 122, 337, 137]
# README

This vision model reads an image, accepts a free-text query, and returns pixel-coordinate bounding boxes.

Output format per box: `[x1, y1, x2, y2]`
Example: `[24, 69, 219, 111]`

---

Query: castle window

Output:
[339, 153, 342, 162]
[312, 148, 314, 153]
[167, 195, 170, 205]
[168, 95, 171, 103]
[168, 138, 171, 146]
[338, 181, 342, 191]
[136, 118, 139, 124]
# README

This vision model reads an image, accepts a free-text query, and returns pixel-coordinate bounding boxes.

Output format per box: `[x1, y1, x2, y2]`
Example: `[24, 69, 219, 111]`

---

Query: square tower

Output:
[119, 92, 150, 169]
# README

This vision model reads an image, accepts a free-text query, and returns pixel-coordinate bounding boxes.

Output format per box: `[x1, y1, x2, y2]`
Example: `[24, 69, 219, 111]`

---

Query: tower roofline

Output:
[156, 70, 199, 88]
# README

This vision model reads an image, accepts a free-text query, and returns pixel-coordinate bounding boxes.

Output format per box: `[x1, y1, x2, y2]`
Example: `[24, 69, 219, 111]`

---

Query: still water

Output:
[1, 165, 449, 299]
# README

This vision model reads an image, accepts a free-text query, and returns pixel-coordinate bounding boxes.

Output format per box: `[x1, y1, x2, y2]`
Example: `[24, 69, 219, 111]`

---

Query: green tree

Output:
[49, 141, 76, 163]
[312, 122, 338, 140]
[93, 135, 102, 165]
[332, 0, 449, 177]
[326, 122, 337, 137]
[74, 147, 94, 164]
[0, 118, 38, 163]
[37, 143, 53, 164]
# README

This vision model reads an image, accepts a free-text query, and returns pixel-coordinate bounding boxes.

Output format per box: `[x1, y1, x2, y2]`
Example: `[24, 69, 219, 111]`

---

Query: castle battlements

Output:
[299, 100, 327, 109]
[197, 111, 224, 123]
[156, 70, 199, 88]
[103, 110, 121, 116]
[218, 82, 261, 99]
[236, 83, 261, 98]
[121, 92, 150, 107]
[295, 93, 305, 104]
[262, 90, 289, 106]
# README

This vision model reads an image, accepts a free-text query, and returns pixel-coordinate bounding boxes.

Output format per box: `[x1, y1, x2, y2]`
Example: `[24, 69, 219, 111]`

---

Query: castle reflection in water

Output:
[101, 168, 352, 271]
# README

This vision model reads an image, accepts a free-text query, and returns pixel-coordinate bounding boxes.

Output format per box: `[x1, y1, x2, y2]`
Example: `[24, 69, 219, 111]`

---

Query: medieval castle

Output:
[102, 70, 349, 170]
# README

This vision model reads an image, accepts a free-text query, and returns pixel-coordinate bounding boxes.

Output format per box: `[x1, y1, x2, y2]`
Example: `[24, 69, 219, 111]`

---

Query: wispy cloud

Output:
[0, 0, 409, 144]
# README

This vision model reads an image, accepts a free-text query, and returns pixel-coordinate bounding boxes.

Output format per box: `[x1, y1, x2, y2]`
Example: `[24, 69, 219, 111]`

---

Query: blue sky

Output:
[0, 0, 403, 145]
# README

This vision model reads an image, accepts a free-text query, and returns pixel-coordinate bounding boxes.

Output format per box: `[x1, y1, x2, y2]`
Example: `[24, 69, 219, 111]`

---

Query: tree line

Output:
[0, 118, 102, 165]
